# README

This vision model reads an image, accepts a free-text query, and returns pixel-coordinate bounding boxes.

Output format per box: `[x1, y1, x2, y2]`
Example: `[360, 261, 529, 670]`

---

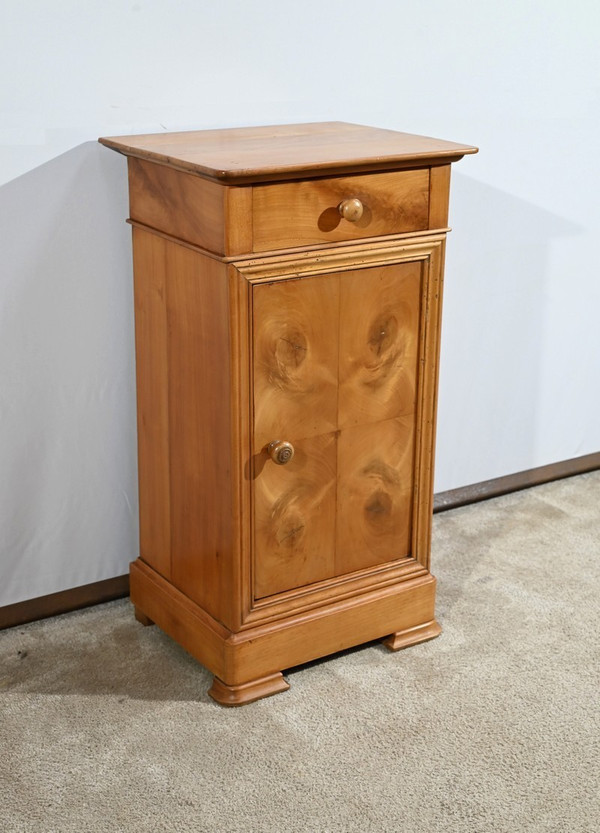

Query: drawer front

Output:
[252, 169, 430, 252]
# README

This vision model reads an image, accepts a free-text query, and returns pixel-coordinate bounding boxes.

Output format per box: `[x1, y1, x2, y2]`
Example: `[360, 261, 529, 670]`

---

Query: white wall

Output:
[2, 0, 599, 605]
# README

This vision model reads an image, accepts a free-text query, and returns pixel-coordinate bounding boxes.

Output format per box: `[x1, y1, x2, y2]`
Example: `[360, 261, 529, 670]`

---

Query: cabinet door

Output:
[252, 262, 422, 599]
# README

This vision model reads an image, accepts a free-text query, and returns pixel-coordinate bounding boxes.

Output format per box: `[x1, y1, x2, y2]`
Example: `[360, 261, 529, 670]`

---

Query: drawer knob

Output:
[338, 197, 364, 222]
[267, 440, 295, 465]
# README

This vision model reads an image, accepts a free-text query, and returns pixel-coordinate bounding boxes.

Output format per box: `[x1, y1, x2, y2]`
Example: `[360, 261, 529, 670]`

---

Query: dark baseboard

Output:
[0, 574, 129, 631]
[433, 450, 600, 513]
[2, 451, 599, 631]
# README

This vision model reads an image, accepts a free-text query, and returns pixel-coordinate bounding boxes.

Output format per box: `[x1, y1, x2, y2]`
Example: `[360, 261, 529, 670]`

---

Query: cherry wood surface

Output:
[428, 164, 452, 229]
[166, 244, 234, 625]
[383, 620, 442, 651]
[209, 672, 290, 707]
[253, 432, 338, 598]
[132, 227, 236, 627]
[337, 263, 421, 427]
[100, 121, 477, 183]
[100, 122, 476, 704]
[130, 556, 439, 695]
[132, 227, 172, 581]
[252, 275, 339, 449]
[336, 417, 414, 576]
[252, 168, 429, 250]
[238, 236, 446, 621]
[128, 157, 253, 256]
[251, 262, 423, 597]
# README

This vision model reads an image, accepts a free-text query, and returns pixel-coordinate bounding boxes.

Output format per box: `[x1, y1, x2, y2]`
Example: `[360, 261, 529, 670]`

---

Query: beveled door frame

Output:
[230, 233, 446, 629]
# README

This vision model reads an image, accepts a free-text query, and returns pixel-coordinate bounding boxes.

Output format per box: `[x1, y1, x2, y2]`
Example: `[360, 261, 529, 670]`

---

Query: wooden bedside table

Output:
[99, 122, 477, 705]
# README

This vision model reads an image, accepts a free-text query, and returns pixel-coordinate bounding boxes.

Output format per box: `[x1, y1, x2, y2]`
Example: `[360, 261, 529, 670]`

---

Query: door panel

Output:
[336, 416, 414, 575]
[253, 432, 337, 598]
[251, 259, 423, 600]
[338, 263, 421, 428]
[252, 276, 340, 450]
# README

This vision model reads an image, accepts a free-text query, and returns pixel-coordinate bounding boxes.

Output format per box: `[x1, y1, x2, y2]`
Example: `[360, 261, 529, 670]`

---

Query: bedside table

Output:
[99, 122, 477, 705]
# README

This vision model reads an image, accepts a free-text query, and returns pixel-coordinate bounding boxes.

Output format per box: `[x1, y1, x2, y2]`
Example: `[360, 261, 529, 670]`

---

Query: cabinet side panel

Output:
[132, 227, 172, 579]
[164, 243, 235, 626]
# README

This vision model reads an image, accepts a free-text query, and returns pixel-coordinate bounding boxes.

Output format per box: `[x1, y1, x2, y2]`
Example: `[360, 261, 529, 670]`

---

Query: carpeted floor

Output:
[1, 472, 599, 833]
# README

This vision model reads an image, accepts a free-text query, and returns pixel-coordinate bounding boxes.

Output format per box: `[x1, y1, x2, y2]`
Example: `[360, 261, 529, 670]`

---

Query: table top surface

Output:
[99, 121, 477, 183]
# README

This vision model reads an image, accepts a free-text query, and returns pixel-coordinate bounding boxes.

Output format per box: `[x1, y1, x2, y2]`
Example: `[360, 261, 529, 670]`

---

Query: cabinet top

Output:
[98, 121, 477, 184]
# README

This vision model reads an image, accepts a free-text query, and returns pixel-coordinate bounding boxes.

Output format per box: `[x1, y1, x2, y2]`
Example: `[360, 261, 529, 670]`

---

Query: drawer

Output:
[252, 168, 430, 252]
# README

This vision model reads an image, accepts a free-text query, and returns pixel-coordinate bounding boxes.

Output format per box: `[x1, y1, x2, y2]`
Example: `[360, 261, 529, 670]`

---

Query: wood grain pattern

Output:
[100, 122, 477, 183]
[129, 157, 226, 253]
[241, 239, 445, 612]
[238, 237, 445, 625]
[336, 417, 415, 575]
[131, 228, 238, 629]
[227, 574, 439, 683]
[253, 433, 337, 599]
[338, 263, 421, 428]
[128, 158, 253, 256]
[130, 558, 229, 680]
[165, 243, 235, 626]
[252, 169, 429, 251]
[252, 276, 339, 449]
[250, 259, 427, 598]
[132, 227, 172, 580]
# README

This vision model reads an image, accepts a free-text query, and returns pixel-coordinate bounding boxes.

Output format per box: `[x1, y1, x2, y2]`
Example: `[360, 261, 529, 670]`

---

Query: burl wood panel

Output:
[252, 276, 339, 450]
[252, 169, 429, 251]
[251, 261, 422, 598]
[253, 433, 337, 599]
[338, 263, 421, 428]
[336, 417, 414, 575]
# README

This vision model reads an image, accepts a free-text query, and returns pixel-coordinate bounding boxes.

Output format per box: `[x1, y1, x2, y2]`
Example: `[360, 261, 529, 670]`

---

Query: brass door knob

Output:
[338, 197, 364, 222]
[267, 440, 295, 465]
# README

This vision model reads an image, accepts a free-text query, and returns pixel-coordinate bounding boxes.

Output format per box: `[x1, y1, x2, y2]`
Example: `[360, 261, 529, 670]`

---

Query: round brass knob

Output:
[267, 440, 295, 465]
[338, 197, 364, 222]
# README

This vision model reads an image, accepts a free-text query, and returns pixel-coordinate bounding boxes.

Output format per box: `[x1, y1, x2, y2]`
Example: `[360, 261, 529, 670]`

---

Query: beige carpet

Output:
[1, 472, 599, 832]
